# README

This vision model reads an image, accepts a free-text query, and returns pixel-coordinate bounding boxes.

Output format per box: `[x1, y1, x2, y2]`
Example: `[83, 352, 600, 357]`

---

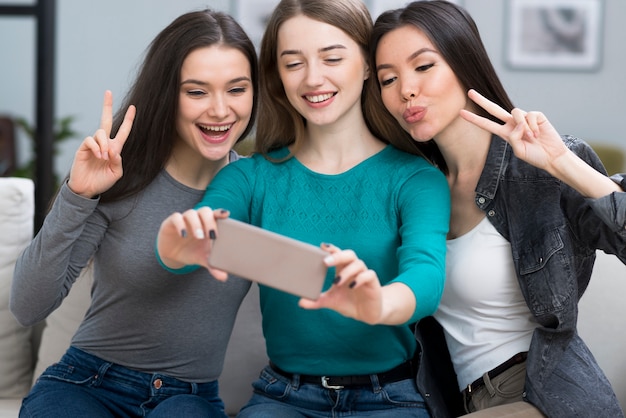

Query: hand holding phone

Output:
[208, 218, 328, 299]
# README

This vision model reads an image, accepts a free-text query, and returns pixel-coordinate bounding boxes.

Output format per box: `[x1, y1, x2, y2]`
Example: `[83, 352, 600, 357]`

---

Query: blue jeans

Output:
[237, 364, 430, 417]
[20, 346, 227, 418]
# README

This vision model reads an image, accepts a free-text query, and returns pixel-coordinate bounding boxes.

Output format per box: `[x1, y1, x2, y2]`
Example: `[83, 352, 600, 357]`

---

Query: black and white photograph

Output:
[506, 0, 603, 71]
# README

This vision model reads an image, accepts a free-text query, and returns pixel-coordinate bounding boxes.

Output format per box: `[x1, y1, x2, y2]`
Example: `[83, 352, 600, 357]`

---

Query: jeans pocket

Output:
[380, 378, 426, 407]
[492, 363, 526, 399]
[251, 367, 291, 400]
[37, 361, 95, 386]
[470, 363, 527, 411]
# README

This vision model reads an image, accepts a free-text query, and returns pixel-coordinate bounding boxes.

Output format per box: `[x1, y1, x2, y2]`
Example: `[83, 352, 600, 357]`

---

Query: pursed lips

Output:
[402, 106, 426, 124]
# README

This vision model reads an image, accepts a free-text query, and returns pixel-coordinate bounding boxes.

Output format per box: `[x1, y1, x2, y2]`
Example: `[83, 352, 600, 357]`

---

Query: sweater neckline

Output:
[271, 145, 392, 178]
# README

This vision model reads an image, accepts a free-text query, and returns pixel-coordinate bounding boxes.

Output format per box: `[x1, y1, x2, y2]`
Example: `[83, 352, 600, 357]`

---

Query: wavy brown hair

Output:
[254, 0, 420, 160]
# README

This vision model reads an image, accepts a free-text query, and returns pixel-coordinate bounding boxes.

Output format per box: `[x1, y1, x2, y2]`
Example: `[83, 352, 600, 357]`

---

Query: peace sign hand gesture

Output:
[67, 90, 136, 198]
[460, 89, 622, 198]
[460, 89, 567, 174]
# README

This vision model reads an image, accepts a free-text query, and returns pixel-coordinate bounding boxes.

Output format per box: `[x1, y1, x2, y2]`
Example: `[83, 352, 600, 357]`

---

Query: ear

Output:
[363, 62, 370, 81]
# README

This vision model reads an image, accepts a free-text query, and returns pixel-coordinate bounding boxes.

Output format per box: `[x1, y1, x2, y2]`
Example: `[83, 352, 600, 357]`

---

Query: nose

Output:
[208, 94, 229, 119]
[401, 81, 418, 102]
[305, 62, 324, 87]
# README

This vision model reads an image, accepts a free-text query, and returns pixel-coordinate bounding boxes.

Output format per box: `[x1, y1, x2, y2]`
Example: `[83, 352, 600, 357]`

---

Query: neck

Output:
[294, 108, 385, 174]
[296, 127, 385, 174]
[436, 121, 491, 180]
[165, 144, 229, 190]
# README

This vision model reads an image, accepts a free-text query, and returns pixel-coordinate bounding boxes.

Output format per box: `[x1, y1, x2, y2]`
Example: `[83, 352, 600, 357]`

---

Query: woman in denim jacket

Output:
[370, 1, 626, 417]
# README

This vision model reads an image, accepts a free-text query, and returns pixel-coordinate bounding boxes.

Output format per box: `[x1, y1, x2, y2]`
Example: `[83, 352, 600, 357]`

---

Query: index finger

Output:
[112, 104, 136, 148]
[467, 89, 511, 123]
[99, 90, 114, 136]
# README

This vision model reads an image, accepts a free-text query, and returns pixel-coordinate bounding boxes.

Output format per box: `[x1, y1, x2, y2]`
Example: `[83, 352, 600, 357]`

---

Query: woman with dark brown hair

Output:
[11, 9, 257, 417]
[372, 1, 626, 416]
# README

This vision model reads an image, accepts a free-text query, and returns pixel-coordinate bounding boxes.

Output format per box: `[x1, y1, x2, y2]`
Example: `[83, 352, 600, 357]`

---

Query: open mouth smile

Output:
[304, 93, 336, 103]
[197, 123, 233, 136]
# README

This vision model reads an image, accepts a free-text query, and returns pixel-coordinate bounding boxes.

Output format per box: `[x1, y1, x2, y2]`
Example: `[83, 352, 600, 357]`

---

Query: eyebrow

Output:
[181, 76, 251, 86]
[280, 44, 347, 57]
[376, 47, 436, 72]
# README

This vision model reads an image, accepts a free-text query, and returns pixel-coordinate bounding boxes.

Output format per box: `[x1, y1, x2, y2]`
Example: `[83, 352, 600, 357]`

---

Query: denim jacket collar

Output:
[475, 135, 509, 207]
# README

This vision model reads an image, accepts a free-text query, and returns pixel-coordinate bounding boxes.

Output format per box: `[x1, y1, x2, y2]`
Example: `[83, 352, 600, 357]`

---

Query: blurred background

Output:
[0, 0, 624, 224]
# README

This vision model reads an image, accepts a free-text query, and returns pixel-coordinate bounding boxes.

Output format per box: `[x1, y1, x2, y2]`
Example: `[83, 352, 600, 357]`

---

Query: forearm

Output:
[378, 282, 416, 325]
[550, 149, 622, 198]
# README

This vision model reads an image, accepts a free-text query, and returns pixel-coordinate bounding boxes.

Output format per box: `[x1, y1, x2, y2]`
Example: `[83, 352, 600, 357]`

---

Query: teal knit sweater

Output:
[199, 145, 450, 375]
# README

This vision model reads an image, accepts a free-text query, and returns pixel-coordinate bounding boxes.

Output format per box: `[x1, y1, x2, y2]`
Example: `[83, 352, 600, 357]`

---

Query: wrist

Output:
[67, 178, 97, 199]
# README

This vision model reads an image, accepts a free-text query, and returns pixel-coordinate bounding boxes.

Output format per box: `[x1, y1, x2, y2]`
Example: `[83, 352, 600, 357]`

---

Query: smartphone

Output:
[208, 217, 328, 299]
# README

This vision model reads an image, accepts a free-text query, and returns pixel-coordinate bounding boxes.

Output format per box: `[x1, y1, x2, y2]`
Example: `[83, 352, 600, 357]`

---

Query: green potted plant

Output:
[13, 115, 77, 188]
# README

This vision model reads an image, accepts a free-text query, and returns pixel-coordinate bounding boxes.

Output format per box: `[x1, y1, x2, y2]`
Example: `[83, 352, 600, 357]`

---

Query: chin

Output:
[409, 129, 433, 143]
[202, 148, 232, 162]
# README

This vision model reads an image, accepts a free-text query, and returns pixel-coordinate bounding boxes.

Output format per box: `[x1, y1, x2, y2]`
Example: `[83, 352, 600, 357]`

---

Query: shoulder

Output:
[210, 150, 283, 190]
[384, 145, 447, 182]
[375, 146, 449, 200]
[228, 149, 242, 163]
[563, 135, 606, 172]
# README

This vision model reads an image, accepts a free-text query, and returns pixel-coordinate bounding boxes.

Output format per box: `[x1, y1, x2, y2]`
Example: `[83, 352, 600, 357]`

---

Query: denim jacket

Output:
[416, 135, 626, 418]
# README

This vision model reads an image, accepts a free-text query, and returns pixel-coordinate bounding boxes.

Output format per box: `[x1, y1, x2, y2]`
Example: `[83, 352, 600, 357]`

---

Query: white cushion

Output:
[221, 284, 267, 415]
[0, 398, 22, 417]
[0, 178, 35, 398]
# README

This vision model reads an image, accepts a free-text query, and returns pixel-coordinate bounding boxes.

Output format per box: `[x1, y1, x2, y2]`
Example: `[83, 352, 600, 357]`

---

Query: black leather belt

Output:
[464, 351, 528, 395]
[269, 360, 414, 390]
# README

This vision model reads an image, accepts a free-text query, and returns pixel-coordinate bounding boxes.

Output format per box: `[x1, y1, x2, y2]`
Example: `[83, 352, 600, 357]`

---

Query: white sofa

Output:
[0, 177, 267, 417]
[0, 176, 624, 417]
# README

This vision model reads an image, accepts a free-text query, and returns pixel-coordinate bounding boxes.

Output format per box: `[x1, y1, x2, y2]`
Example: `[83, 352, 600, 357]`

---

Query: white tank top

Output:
[434, 217, 537, 390]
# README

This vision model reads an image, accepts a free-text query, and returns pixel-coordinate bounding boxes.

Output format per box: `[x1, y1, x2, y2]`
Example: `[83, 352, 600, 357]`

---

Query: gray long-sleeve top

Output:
[10, 167, 250, 382]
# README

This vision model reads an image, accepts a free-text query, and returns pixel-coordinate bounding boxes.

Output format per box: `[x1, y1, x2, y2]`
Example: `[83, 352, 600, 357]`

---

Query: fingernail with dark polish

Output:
[349, 281, 357, 289]
[333, 276, 341, 285]
[181, 229, 187, 238]
[209, 229, 216, 240]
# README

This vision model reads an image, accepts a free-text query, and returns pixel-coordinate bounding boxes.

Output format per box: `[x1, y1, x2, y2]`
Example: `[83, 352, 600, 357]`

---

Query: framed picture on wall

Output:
[367, 0, 463, 20]
[505, 0, 603, 71]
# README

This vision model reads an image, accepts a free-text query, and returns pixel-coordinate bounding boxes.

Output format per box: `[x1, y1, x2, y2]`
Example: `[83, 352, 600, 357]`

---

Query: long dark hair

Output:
[101, 9, 258, 203]
[370, 0, 515, 171]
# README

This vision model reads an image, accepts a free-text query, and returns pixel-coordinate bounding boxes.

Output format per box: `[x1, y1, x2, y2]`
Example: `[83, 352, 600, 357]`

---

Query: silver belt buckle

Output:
[321, 376, 344, 390]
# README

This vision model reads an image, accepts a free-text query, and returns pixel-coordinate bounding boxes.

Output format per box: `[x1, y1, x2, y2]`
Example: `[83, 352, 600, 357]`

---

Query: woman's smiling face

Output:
[276, 14, 370, 129]
[176, 45, 254, 161]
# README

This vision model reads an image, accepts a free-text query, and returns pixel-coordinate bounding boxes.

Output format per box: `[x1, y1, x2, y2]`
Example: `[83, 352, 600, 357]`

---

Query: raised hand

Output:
[67, 90, 136, 198]
[461, 89, 621, 198]
[156, 207, 230, 280]
[299, 243, 384, 324]
[460, 89, 567, 173]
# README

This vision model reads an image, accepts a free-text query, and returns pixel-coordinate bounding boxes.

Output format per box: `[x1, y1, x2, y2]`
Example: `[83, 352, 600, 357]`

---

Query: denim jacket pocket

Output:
[515, 227, 574, 317]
